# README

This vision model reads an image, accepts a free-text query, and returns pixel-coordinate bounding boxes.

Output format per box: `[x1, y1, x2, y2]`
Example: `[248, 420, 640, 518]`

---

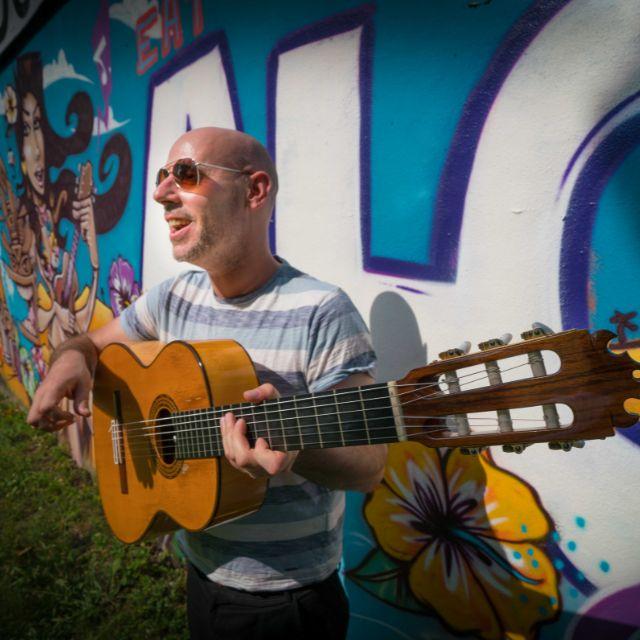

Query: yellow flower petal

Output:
[365, 444, 444, 561]
[446, 448, 551, 542]
[408, 537, 559, 640]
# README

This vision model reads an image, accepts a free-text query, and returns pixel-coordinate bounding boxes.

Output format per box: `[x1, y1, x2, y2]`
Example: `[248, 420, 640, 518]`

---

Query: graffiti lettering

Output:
[135, 6, 159, 76]
[141, 32, 241, 285]
[161, 0, 183, 58]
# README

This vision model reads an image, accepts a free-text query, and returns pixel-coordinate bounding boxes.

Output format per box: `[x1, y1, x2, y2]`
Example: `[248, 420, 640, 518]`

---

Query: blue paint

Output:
[532, 559, 540, 569]
[552, 531, 560, 542]
[520, 594, 529, 603]
[451, 528, 542, 586]
[575, 516, 586, 529]
[599, 561, 611, 573]
[521, 524, 528, 534]
[577, 572, 585, 582]
[567, 540, 577, 552]
[569, 588, 579, 598]
[513, 551, 522, 559]
[550, 597, 558, 606]
[527, 548, 534, 556]
[553, 559, 565, 571]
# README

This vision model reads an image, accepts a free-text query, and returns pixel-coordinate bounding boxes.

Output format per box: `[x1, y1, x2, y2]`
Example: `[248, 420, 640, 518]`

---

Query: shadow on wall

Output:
[360, 291, 562, 638]
[368, 291, 428, 383]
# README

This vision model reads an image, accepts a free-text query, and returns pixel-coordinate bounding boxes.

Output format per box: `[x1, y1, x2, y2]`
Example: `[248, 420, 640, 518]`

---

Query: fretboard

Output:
[173, 383, 400, 460]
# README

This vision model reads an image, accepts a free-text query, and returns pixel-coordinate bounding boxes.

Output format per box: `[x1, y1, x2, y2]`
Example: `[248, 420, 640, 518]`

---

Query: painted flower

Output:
[108, 257, 140, 317]
[349, 443, 560, 640]
[3, 85, 17, 125]
[19, 345, 36, 398]
[31, 344, 46, 381]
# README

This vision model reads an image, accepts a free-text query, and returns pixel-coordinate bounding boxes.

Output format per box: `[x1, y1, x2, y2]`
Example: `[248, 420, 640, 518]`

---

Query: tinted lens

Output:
[173, 159, 199, 187]
[155, 167, 170, 186]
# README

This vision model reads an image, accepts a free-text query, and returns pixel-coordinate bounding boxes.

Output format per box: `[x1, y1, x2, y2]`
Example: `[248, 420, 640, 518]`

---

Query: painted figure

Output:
[3, 52, 131, 370]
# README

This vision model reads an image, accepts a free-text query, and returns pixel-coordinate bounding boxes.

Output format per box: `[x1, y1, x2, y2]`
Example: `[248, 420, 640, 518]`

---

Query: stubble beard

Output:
[174, 219, 241, 272]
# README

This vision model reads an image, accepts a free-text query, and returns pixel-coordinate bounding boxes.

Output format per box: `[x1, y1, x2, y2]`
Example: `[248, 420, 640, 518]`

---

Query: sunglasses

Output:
[155, 158, 245, 189]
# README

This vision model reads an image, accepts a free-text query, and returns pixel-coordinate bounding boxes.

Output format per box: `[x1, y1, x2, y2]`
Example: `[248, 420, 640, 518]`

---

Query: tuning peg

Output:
[548, 440, 586, 452]
[502, 443, 528, 454]
[522, 322, 554, 340]
[532, 322, 554, 334]
[460, 446, 486, 455]
[438, 341, 471, 360]
[478, 334, 512, 351]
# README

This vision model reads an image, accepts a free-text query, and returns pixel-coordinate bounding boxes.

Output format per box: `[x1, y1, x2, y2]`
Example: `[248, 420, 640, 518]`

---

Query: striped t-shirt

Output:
[119, 260, 376, 591]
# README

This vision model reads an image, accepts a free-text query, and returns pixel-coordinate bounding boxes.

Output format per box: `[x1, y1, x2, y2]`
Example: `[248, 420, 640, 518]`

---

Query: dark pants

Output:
[187, 563, 350, 640]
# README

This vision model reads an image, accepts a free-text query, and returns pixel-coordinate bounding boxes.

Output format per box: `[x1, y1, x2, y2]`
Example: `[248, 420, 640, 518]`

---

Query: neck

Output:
[207, 250, 280, 299]
[171, 383, 401, 460]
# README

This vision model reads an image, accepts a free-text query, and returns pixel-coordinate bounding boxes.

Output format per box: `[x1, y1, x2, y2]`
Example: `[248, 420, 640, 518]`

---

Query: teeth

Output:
[168, 219, 190, 230]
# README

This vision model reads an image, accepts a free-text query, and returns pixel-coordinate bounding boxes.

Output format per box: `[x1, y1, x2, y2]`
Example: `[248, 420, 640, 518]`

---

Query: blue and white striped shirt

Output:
[119, 260, 375, 590]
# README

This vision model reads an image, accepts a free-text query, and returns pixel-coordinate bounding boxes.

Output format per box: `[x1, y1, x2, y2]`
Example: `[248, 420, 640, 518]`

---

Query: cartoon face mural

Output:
[0, 1, 638, 638]
[1, 50, 133, 460]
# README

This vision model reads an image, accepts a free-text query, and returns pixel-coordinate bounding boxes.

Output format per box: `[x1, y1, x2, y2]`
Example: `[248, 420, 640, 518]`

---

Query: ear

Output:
[246, 171, 271, 210]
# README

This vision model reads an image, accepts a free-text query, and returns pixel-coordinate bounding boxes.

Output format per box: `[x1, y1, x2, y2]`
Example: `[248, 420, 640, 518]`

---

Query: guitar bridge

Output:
[110, 419, 123, 465]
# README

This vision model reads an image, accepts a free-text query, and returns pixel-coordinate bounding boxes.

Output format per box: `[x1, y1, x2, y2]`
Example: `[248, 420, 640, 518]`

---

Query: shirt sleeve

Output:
[119, 278, 173, 340]
[305, 289, 376, 392]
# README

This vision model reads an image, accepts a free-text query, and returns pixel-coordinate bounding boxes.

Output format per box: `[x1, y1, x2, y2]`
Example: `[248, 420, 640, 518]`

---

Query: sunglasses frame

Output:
[156, 158, 246, 189]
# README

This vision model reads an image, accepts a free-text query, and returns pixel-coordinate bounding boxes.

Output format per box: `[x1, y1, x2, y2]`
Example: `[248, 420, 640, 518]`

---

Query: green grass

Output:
[0, 399, 188, 640]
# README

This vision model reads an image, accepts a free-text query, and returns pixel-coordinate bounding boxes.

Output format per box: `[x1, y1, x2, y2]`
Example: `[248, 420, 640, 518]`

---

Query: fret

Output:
[333, 389, 369, 446]
[358, 387, 372, 444]
[272, 396, 297, 451]
[334, 390, 346, 446]
[292, 392, 322, 449]
[314, 390, 343, 447]
[242, 401, 263, 449]
[263, 398, 290, 451]
[360, 385, 397, 445]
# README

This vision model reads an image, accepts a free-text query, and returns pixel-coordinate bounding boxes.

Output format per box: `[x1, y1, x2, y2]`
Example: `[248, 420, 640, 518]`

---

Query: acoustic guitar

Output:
[92, 327, 639, 543]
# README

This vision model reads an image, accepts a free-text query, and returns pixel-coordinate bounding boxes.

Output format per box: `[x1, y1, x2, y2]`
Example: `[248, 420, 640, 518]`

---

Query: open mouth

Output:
[167, 217, 192, 239]
[168, 218, 190, 231]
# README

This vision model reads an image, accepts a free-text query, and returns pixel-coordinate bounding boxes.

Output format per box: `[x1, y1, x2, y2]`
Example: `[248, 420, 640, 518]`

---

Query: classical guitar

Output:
[92, 328, 639, 543]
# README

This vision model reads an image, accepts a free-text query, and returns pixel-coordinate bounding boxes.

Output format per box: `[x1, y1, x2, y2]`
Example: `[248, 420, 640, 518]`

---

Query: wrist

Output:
[49, 335, 98, 374]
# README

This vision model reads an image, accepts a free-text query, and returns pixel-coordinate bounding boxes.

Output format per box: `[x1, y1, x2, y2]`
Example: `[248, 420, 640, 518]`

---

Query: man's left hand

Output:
[220, 383, 298, 479]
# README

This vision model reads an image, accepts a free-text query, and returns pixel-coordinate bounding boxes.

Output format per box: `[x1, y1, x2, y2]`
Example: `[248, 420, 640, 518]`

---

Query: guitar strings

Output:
[113, 362, 566, 459]
[112, 359, 533, 436]
[114, 414, 557, 462]
[112, 363, 518, 445]
[112, 359, 543, 448]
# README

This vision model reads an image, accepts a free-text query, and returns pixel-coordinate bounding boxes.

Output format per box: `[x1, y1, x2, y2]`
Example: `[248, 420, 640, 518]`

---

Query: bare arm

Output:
[221, 373, 388, 493]
[27, 317, 131, 431]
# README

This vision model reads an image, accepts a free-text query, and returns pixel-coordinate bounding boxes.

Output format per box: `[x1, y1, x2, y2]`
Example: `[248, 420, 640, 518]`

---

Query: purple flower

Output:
[108, 257, 140, 317]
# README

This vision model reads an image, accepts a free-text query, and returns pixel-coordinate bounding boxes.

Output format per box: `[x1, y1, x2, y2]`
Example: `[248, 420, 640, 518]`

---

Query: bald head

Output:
[171, 127, 278, 202]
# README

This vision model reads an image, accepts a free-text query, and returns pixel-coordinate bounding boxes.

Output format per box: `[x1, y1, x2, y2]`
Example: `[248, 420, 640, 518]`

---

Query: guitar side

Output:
[92, 339, 267, 543]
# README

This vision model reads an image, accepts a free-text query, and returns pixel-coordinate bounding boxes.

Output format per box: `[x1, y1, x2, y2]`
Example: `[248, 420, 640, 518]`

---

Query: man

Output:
[27, 127, 387, 639]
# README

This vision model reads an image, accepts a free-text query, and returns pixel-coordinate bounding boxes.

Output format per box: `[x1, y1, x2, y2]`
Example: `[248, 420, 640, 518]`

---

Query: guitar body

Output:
[92, 339, 267, 543]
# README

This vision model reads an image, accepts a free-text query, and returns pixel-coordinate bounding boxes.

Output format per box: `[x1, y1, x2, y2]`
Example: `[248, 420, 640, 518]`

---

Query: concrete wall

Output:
[0, 1, 638, 638]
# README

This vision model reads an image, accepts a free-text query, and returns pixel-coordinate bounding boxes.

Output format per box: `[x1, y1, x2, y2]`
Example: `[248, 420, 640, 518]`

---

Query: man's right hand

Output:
[27, 349, 93, 432]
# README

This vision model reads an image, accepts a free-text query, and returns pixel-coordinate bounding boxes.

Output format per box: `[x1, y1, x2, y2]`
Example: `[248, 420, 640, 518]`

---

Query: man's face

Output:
[153, 138, 246, 269]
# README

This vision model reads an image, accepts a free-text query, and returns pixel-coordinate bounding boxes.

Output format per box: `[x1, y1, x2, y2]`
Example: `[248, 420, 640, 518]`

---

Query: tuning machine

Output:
[460, 446, 486, 455]
[502, 443, 528, 454]
[548, 440, 586, 452]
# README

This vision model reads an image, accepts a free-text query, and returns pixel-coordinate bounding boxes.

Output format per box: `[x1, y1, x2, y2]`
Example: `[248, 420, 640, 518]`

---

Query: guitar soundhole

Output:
[154, 408, 176, 464]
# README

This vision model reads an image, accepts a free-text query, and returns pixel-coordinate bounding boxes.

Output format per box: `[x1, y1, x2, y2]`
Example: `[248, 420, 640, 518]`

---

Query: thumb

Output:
[73, 378, 92, 417]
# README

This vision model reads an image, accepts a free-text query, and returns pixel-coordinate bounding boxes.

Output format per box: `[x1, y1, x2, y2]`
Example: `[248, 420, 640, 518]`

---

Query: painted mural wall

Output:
[0, 1, 638, 638]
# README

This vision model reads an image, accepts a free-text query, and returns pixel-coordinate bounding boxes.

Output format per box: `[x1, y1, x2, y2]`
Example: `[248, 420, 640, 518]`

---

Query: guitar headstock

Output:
[396, 327, 640, 453]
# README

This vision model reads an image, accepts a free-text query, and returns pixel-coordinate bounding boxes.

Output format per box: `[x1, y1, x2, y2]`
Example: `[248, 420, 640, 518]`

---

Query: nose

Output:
[153, 170, 179, 205]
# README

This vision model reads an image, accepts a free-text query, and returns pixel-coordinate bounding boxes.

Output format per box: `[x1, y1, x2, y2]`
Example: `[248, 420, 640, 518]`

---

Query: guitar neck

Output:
[173, 383, 402, 460]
